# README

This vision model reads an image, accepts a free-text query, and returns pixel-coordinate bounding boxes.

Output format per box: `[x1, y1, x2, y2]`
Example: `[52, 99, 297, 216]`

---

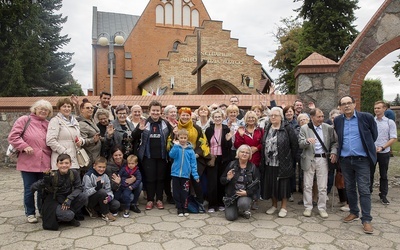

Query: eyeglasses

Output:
[117, 113, 127, 116]
[340, 101, 353, 107]
[84, 107, 94, 110]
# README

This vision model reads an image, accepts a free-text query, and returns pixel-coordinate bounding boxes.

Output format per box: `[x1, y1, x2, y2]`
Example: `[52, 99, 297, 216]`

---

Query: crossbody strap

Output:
[307, 122, 329, 153]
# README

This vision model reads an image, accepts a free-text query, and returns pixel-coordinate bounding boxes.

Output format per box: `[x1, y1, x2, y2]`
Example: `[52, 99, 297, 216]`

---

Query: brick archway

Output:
[201, 79, 242, 95]
[295, 0, 400, 112]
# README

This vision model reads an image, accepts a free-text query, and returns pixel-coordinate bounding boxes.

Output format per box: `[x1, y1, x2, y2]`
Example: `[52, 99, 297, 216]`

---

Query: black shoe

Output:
[297, 200, 304, 205]
[130, 204, 141, 213]
[75, 213, 85, 221]
[380, 196, 390, 205]
[70, 219, 81, 227]
[167, 196, 175, 204]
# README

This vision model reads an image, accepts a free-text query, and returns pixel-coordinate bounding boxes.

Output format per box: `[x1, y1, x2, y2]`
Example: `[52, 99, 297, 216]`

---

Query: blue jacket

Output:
[334, 111, 378, 166]
[169, 143, 199, 180]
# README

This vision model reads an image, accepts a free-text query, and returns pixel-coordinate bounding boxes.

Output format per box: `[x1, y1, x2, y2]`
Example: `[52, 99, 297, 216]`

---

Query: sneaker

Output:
[363, 222, 374, 234]
[184, 209, 189, 217]
[130, 204, 141, 213]
[251, 201, 259, 210]
[343, 213, 359, 223]
[208, 208, 215, 213]
[266, 206, 277, 215]
[243, 210, 251, 219]
[85, 207, 99, 218]
[319, 209, 329, 218]
[178, 213, 184, 217]
[340, 205, 350, 212]
[69, 218, 81, 227]
[102, 213, 116, 222]
[123, 210, 130, 218]
[156, 200, 164, 209]
[303, 209, 312, 217]
[289, 195, 294, 202]
[380, 196, 390, 205]
[112, 212, 118, 217]
[218, 206, 225, 211]
[27, 215, 38, 223]
[145, 201, 154, 210]
[278, 208, 287, 218]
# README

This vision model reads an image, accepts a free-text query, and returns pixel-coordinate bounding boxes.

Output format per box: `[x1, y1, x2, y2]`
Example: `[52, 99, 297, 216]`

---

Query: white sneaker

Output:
[218, 206, 225, 211]
[27, 215, 38, 223]
[266, 206, 277, 215]
[303, 209, 312, 217]
[208, 208, 215, 213]
[340, 205, 350, 212]
[319, 209, 329, 218]
[278, 208, 287, 218]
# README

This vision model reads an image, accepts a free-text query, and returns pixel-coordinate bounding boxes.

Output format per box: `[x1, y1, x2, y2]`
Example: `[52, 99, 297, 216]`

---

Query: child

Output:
[169, 129, 200, 216]
[117, 154, 142, 218]
[82, 156, 120, 221]
[31, 154, 87, 230]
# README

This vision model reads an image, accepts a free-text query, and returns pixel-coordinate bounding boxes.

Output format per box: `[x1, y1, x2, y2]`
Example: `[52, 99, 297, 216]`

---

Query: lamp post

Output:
[98, 32, 125, 95]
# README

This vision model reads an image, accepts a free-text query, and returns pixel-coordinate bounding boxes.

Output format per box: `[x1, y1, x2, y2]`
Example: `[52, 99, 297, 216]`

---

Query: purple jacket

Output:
[8, 114, 51, 172]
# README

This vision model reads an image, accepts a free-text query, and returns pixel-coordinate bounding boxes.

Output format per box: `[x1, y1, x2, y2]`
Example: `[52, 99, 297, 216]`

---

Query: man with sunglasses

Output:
[333, 95, 377, 234]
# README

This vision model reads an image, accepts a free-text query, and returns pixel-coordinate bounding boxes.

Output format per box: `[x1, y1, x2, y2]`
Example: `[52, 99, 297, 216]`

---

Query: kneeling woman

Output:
[220, 144, 260, 221]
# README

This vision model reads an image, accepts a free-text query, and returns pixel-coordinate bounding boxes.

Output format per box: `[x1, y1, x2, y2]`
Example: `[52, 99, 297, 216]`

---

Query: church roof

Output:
[92, 6, 140, 41]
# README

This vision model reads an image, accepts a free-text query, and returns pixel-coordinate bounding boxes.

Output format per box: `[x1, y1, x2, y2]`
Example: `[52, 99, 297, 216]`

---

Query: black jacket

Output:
[205, 123, 232, 163]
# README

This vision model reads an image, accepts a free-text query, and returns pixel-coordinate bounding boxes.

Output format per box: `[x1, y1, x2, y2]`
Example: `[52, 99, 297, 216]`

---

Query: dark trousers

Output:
[114, 182, 143, 209]
[164, 161, 173, 198]
[370, 152, 390, 197]
[142, 157, 166, 202]
[87, 189, 120, 215]
[206, 156, 225, 208]
[327, 168, 335, 194]
[172, 177, 190, 211]
[56, 192, 87, 222]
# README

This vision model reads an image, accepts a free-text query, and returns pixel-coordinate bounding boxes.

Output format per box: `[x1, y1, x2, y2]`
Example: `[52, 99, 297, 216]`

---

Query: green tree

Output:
[269, 17, 303, 94]
[295, 0, 359, 62]
[0, 0, 80, 96]
[393, 55, 400, 80]
[361, 78, 383, 114]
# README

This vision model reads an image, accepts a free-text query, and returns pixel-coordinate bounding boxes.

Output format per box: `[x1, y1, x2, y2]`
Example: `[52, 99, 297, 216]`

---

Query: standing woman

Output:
[96, 109, 111, 159]
[222, 105, 245, 160]
[133, 100, 173, 210]
[47, 98, 83, 170]
[78, 99, 101, 169]
[261, 107, 298, 218]
[196, 105, 212, 132]
[106, 104, 136, 159]
[205, 109, 232, 212]
[8, 100, 53, 223]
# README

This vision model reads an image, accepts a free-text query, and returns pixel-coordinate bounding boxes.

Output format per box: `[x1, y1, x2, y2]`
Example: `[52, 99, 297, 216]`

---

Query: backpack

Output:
[185, 195, 205, 213]
[43, 170, 75, 199]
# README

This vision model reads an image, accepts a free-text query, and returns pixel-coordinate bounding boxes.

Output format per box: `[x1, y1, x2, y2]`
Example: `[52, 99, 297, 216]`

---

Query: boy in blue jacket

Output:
[169, 129, 200, 216]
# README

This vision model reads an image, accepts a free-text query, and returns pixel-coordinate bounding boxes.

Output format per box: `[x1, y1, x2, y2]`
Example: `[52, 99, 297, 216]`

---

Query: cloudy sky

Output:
[58, 0, 399, 100]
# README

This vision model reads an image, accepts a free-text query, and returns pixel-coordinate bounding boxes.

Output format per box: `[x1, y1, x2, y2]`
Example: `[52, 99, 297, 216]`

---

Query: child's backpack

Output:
[186, 195, 205, 213]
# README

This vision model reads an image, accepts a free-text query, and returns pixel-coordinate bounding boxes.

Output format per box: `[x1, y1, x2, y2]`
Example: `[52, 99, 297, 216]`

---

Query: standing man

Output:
[372, 100, 397, 205]
[299, 108, 337, 218]
[229, 96, 245, 120]
[334, 95, 377, 234]
[93, 91, 116, 123]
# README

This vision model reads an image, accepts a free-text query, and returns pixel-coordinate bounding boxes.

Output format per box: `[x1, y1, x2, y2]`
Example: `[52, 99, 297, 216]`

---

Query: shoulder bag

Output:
[6, 116, 31, 162]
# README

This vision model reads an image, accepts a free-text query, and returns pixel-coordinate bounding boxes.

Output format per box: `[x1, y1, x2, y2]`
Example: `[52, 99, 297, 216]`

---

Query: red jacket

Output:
[234, 127, 264, 167]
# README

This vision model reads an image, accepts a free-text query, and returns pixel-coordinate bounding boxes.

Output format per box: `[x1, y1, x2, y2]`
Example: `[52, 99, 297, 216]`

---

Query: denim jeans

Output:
[340, 156, 372, 223]
[370, 152, 389, 197]
[224, 196, 252, 221]
[114, 182, 143, 209]
[21, 171, 44, 216]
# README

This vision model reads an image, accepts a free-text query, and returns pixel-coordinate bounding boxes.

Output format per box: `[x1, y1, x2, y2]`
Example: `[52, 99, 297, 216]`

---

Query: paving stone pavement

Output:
[0, 166, 399, 250]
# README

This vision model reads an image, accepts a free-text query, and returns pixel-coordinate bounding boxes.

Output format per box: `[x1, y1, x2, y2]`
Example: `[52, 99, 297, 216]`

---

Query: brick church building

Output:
[92, 0, 273, 96]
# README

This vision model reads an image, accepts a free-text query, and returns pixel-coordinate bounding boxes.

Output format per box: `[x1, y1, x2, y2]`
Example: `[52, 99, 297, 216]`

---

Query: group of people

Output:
[8, 93, 396, 234]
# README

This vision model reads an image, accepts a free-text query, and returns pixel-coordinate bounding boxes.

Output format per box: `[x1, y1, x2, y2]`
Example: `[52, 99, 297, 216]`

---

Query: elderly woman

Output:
[220, 144, 260, 221]
[106, 104, 136, 159]
[96, 109, 111, 159]
[223, 104, 245, 160]
[78, 99, 101, 169]
[174, 107, 210, 211]
[205, 109, 232, 212]
[127, 105, 144, 127]
[234, 111, 264, 209]
[47, 98, 83, 170]
[196, 105, 211, 132]
[261, 107, 299, 218]
[8, 100, 53, 223]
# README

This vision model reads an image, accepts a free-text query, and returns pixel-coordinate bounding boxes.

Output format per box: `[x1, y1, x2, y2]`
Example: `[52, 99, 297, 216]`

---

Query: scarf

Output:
[178, 119, 198, 146]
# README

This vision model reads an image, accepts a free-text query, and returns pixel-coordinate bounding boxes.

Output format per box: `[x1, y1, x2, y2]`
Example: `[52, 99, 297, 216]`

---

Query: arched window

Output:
[182, 6, 191, 26]
[191, 9, 199, 27]
[156, 5, 164, 24]
[173, 41, 181, 51]
[165, 3, 173, 25]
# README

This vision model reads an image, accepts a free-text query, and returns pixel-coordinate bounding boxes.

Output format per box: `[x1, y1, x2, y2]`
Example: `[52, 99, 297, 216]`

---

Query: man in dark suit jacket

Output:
[334, 95, 378, 234]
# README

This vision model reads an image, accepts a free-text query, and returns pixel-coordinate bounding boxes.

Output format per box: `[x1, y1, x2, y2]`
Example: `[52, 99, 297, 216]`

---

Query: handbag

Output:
[335, 170, 345, 189]
[6, 116, 31, 163]
[76, 147, 90, 168]
[308, 122, 337, 170]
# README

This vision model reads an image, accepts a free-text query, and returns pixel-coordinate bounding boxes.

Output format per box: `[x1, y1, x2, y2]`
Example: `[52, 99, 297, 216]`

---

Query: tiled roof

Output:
[0, 95, 298, 112]
[92, 6, 140, 41]
[298, 52, 338, 66]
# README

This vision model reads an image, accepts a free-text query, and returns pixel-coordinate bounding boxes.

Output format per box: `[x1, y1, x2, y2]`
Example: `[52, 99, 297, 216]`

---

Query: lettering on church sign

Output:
[182, 51, 243, 65]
